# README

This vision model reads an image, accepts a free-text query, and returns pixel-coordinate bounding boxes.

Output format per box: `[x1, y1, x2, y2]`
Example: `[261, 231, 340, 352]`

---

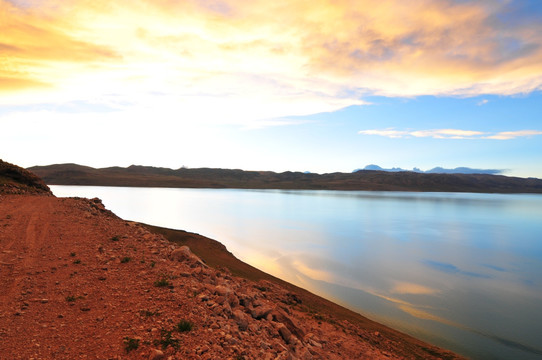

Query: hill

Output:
[0, 159, 52, 195]
[29, 163, 542, 193]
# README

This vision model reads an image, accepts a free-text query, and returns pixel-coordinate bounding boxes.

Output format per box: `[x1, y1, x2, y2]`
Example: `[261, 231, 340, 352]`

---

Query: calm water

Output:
[51, 186, 542, 360]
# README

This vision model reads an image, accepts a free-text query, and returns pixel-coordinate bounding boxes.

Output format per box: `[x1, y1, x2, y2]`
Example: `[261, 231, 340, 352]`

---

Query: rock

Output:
[296, 346, 314, 360]
[149, 348, 164, 360]
[228, 293, 240, 308]
[90, 198, 106, 211]
[214, 285, 231, 297]
[248, 323, 261, 333]
[239, 295, 252, 308]
[251, 306, 273, 320]
[197, 344, 210, 355]
[271, 309, 305, 340]
[170, 246, 206, 267]
[253, 299, 264, 307]
[232, 310, 249, 331]
[308, 339, 322, 348]
[278, 324, 293, 344]
[287, 293, 303, 305]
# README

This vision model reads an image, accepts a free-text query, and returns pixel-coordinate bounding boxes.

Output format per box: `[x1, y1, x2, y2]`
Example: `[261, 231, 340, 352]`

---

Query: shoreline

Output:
[50, 182, 542, 194]
[142, 223, 465, 360]
[0, 194, 465, 359]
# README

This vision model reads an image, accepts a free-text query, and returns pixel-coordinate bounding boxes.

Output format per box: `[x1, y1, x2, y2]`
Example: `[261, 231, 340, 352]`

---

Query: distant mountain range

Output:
[28, 163, 542, 194]
[356, 165, 504, 175]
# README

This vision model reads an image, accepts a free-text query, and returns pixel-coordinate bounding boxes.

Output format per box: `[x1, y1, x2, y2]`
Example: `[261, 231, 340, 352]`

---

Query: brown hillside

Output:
[1, 159, 51, 195]
[29, 163, 542, 193]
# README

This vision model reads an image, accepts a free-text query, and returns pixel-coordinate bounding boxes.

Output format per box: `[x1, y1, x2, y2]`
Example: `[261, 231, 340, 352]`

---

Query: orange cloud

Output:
[295, 0, 542, 96]
[0, 0, 119, 94]
[2, 0, 542, 112]
[0, 76, 49, 92]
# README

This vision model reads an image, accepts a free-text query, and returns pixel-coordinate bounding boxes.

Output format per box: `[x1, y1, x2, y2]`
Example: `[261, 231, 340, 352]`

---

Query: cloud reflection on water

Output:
[270, 250, 456, 328]
[391, 281, 440, 295]
[422, 259, 493, 279]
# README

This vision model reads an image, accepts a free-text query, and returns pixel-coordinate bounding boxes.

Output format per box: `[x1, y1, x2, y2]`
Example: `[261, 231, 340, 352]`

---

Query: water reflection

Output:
[50, 186, 542, 360]
[422, 260, 494, 278]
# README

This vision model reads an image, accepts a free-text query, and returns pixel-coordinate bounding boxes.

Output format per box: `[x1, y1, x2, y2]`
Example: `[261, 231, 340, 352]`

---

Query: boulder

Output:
[169, 246, 206, 267]
[278, 324, 293, 344]
[271, 309, 305, 340]
[251, 306, 274, 320]
[232, 310, 249, 331]
[214, 285, 231, 297]
[149, 348, 164, 360]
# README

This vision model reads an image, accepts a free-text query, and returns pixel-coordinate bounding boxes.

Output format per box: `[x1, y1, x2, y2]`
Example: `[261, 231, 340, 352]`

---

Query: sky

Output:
[1, 0, 542, 178]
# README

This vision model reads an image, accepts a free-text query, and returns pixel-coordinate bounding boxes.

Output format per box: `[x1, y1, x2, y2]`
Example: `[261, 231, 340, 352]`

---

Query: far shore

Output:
[30, 163, 542, 194]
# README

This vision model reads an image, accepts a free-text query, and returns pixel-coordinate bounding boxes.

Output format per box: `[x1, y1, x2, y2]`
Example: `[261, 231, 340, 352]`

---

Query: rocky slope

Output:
[0, 194, 464, 359]
[0, 159, 51, 195]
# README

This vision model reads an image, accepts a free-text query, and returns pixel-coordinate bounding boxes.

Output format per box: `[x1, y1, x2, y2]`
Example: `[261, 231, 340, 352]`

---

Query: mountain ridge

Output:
[356, 164, 504, 175]
[29, 163, 542, 193]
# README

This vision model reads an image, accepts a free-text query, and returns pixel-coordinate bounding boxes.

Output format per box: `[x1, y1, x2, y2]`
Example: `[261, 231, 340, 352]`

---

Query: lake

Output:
[50, 186, 542, 359]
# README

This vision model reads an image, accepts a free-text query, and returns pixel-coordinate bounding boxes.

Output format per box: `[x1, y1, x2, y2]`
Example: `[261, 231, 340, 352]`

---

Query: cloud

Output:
[357, 129, 409, 139]
[357, 128, 484, 139]
[358, 128, 542, 140]
[477, 99, 489, 106]
[1, 0, 371, 120]
[0, 76, 50, 92]
[2, 0, 542, 122]
[296, 0, 542, 96]
[485, 130, 542, 140]
[410, 129, 485, 139]
[0, 1, 119, 75]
